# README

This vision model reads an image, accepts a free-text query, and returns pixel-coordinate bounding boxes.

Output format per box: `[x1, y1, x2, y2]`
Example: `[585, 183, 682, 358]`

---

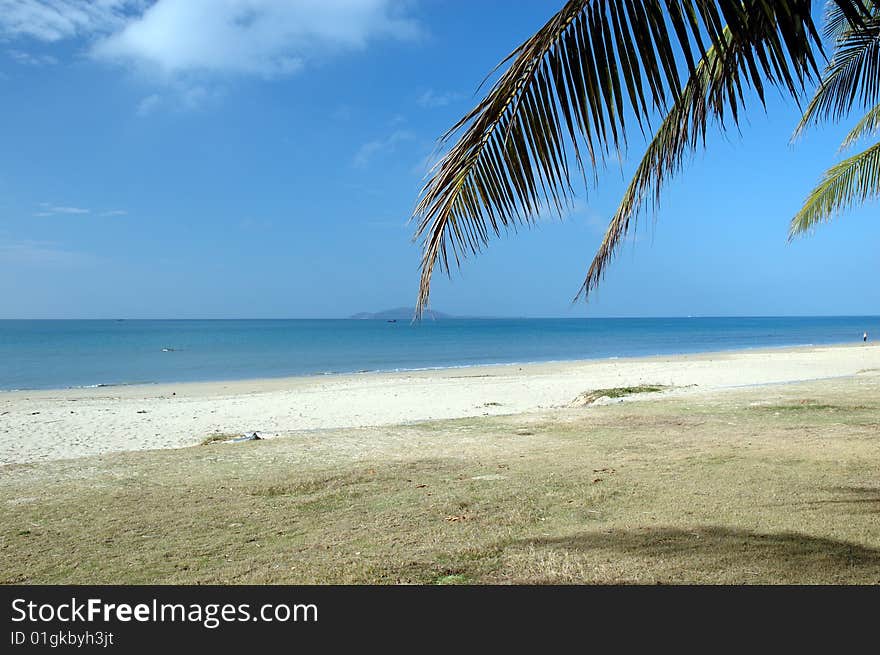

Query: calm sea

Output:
[0, 317, 877, 391]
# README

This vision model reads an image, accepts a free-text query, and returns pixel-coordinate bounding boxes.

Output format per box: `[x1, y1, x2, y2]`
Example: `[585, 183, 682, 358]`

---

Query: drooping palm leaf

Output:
[412, 0, 869, 315]
[789, 139, 880, 235]
[578, 26, 737, 299]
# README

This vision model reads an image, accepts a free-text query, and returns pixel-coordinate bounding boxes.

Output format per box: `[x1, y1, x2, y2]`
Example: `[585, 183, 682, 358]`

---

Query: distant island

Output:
[349, 307, 455, 320]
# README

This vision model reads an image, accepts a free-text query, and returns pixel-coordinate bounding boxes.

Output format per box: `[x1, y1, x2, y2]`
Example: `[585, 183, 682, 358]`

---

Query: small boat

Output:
[387, 319, 397, 323]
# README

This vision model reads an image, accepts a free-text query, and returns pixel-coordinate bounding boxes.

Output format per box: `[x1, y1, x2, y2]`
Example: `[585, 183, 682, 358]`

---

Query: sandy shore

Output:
[1, 342, 878, 464]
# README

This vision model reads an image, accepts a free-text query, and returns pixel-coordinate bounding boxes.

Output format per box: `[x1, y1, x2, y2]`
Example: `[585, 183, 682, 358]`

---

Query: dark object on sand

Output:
[231, 432, 262, 443]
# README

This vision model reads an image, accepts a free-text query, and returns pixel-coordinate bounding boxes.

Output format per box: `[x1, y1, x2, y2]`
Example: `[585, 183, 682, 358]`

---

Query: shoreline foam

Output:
[0, 336, 865, 394]
[1, 341, 878, 465]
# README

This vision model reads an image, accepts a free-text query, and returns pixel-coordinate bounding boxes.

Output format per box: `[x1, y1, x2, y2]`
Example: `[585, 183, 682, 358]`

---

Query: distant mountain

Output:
[349, 307, 454, 320]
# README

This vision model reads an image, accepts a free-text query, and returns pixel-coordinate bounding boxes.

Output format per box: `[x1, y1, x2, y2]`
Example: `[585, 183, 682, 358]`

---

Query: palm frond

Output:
[794, 4, 880, 138]
[822, 0, 873, 39]
[578, 27, 737, 299]
[412, 0, 867, 316]
[839, 100, 880, 149]
[789, 139, 880, 236]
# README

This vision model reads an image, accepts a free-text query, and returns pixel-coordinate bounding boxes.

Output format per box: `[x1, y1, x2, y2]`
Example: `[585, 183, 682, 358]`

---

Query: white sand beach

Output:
[1, 342, 878, 465]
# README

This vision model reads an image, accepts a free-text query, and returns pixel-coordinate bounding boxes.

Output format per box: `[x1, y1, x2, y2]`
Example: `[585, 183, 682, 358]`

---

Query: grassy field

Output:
[1, 373, 878, 584]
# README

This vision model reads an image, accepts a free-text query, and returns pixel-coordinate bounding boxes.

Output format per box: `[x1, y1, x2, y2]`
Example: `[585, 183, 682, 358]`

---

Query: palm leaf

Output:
[793, 3, 880, 138]
[823, 0, 871, 39]
[789, 139, 880, 236]
[412, 0, 868, 316]
[839, 100, 880, 149]
[578, 26, 737, 299]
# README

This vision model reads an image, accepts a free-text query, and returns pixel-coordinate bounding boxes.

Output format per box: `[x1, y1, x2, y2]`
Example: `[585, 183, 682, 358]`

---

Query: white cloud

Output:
[1, 1, 421, 116]
[0, 0, 141, 42]
[93, 0, 420, 78]
[101, 209, 128, 216]
[0, 1, 419, 78]
[417, 89, 461, 108]
[353, 129, 414, 167]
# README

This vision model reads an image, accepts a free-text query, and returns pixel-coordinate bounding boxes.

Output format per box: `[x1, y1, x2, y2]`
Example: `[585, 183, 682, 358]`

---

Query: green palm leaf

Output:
[839, 100, 880, 150]
[789, 139, 880, 236]
[412, 0, 868, 316]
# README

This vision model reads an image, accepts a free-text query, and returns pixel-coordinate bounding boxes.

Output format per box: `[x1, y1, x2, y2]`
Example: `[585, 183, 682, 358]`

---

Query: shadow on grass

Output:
[808, 487, 880, 514]
[513, 526, 880, 582]
[763, 487, 880, 515]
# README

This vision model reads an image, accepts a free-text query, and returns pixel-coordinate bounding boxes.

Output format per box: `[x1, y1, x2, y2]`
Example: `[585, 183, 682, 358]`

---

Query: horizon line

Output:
[2, 314, 879, 321]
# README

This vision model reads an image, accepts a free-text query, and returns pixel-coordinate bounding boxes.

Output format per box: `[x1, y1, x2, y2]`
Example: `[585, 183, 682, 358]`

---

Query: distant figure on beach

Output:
[864, 332, 869, 343]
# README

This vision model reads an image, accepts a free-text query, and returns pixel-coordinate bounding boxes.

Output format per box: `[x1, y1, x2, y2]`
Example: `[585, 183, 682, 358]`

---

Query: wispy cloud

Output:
[240, 217, 274, 231]
[353, 129, 415, 167]
[332, 104, 353, 121]
[0, 239, 94, 266]
[134, 83, 223, 115]
[135, 93, 161, 117]
[412, 146, 445, 178]
[36, 203, 90, 216]
[365, 217, 409, 230]
[33, 203, 129, 218]
[7, 48, 58, 66]
[417, 89, 461, 108]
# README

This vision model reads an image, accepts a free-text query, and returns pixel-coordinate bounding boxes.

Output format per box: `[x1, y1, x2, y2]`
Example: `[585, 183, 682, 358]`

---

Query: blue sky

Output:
[0, 0, 877, 319]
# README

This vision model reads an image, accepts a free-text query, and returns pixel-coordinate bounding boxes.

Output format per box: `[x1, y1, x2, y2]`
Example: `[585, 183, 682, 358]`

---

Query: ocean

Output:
[0, 317, 877, 391]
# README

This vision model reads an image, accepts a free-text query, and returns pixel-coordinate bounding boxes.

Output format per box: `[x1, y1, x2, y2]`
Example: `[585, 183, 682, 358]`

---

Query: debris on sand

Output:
[230, 432, 263, 443]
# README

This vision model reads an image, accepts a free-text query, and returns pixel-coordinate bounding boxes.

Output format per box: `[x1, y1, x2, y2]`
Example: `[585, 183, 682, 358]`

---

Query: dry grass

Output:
[200, 433, 239, 446]
[1, 374, 878, 584]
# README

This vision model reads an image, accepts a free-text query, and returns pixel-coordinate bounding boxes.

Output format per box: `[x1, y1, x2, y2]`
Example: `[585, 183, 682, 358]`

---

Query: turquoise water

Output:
[0, 317, 877, 391]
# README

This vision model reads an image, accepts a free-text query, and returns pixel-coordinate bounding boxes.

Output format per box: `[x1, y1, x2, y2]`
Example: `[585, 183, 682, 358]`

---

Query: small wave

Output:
[75, 381, 156, 389]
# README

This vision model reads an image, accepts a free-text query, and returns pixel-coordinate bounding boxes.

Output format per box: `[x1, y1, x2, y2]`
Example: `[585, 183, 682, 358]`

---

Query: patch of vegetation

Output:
[570, 385, 667, 406]
[601, 385, 667, 398]
[752, 400, 845, 412]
